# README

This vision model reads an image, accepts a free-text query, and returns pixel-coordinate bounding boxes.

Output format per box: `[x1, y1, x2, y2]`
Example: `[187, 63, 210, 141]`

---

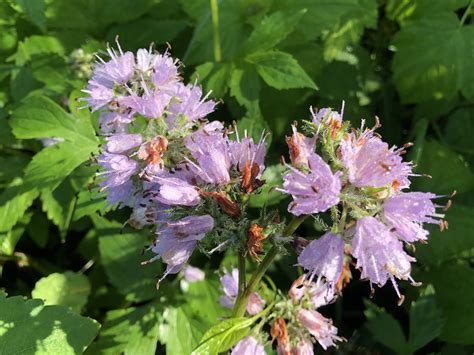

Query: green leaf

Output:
[364, 306, 407, 353]
[0, 183, 38, 235]
[161, 307, 207, 355]
[0, 155, 29, 185]
[460, 26, 474, 101]
[74, 188, 108, 222]
[106, 18, 188, 51]
[0, 211, 32, 255]
[182, 277, 228, 326]
[250, 164, 287, 208]
[414, 140, 474, 195]
[40, 178, 77, 239]
[99, 232, 161, 302]
[192, 317, 255, 355]
[246, 51, 317, 90]
[418, 263, 474, 344]
[408, 286, 444, 352]
[13, 0, 46, 29]
[15, 35, 65, 65]
[386, 0, 470, 24]
[445, 108, 474, 155]
[0, 295, 99, 354]
[229, 65, 261, 109]
[10, 96, 99, 191]
[10, 95, 96, 144]
[22, 142, 95, 191]
[241, 9, 307, 55]
[416, 205, 474, 265]
[46, 0, 157, 31]
[184, 1, 246, 64]
[391, 14, 474, 103]
[279, 0, 378, 43]
[86, 301, 162, 354]
[26, 212, 50, 248]
[10, 67, 42, 102]
[31, 271, 91, 313]
[194, 62, 233, 99]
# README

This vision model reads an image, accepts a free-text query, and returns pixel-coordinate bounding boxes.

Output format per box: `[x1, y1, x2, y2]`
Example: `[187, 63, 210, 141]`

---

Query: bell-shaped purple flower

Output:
[99, 111, 133, 133]
[298, 309, 341, 350]
[183, 265, 205, 282]
[81, 81, 114, 111]
[106, 180, 136, 208]
[94, 42, 135, 84]
[340, 129, 412, 188]
[289, 275, 335, 309]
[167, 84, 216, 128]
[151, 215, 214, 282]
[119, 83, 171, 119]
[105, 133, 142, 153]
[383, 192, 441, 243]
[279, 153, 341, 216]
[298, 232, 344, 290]
[231, 336, 266, 355]
[97, 153, 138, 189]
[352, 217, 416, 298]
[154, 177, 201, 206]
[246, 292, 266, 316]
[219, 268, 239, 309]
[229, 131, 267, 176]
[151, 53, 179, 89]
[184, 123, 232, 184]
[291, 338, 314, 355]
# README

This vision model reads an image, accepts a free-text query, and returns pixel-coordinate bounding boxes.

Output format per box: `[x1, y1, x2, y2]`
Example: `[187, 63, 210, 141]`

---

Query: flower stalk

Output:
[232, 215, 307, 317]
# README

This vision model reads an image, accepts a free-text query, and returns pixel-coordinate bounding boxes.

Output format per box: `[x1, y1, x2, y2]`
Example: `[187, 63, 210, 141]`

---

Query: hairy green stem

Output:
[210, 0, 221, 62]
[231, 215, 307, 317]
[235, 251, 246, 302]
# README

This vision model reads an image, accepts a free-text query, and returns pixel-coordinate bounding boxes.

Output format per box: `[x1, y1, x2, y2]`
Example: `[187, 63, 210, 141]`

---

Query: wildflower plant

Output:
[82, 41, 451, 354]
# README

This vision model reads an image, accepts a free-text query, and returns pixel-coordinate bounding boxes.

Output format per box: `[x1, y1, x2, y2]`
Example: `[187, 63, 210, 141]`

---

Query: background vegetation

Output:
[0, 0, 473, 353]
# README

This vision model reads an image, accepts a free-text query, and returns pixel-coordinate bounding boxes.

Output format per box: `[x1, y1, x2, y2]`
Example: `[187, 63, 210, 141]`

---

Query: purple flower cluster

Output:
[85, 41, 268, 283]
[284, 107, 445, 301]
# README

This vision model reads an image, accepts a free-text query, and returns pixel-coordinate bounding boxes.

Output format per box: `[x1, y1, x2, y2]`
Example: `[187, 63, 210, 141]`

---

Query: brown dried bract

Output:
[241, 160, 261, 193]
[271, 318, 289, 354]
[138, 136, 168, 164]
[200, 191, 241, 218]
[286, 133, 301, 164]
[335, 262, 352, 294]
[247, 223, 266, 261]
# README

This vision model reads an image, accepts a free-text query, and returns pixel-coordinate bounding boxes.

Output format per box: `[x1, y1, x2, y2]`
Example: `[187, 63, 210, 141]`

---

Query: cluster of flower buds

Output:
[84, 40, 267, 284]
[84, 41, 449, 354]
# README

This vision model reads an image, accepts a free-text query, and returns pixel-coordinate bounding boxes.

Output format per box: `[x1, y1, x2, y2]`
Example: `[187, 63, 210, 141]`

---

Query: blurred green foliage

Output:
[0, 0, 473, 353]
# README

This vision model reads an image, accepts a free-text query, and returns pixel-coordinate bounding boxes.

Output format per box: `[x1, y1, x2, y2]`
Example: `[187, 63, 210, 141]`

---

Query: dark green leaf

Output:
[418, 263, 474, 344]
[364, 306, 407, 353]
[99, 232, 161, 302]
[161, 307, 207, 355]
[246, 51, 317, 90]
[13, 0, 46, 29]
[414, 140, 474, 195]
[86, 301, 162, 354]
[241, 9, 307, 55]
[408, 286, 444, 352]
[416, 205, 474, 265]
